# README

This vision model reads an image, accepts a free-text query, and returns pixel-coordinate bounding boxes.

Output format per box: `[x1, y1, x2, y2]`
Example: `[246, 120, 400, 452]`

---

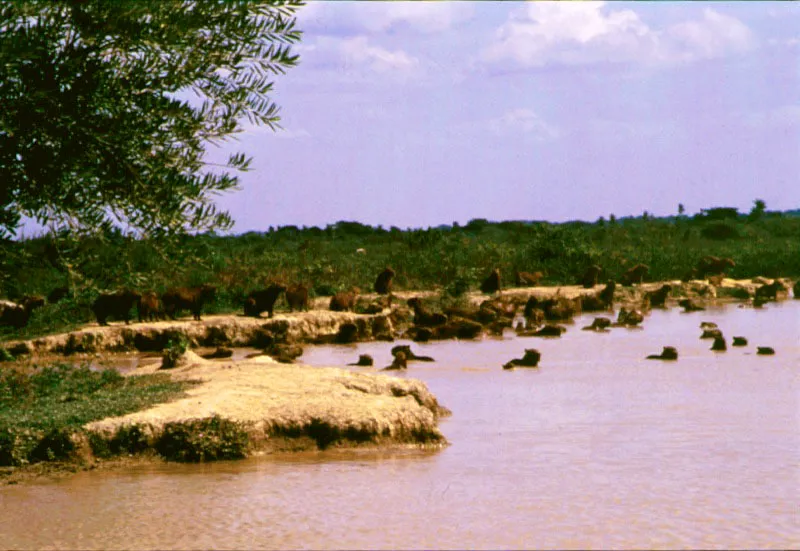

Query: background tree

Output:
[0, 0, 303, 240]
[748, 199, 767, 222]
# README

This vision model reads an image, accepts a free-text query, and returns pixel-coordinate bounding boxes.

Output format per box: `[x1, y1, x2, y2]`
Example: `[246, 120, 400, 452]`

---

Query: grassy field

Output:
[0, 363, 195, 467]
[2, 208, 799, 342]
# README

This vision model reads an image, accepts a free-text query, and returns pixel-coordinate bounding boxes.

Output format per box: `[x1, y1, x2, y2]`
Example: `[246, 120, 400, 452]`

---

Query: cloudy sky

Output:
[210, 1, 799, 231]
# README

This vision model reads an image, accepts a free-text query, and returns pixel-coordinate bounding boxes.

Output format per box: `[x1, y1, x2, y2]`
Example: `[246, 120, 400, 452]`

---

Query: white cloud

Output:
[339, 36, 419, 74]
[298, 2, 473, 36]
[481, 2, 755, 69]
[487, 109, 560, 141]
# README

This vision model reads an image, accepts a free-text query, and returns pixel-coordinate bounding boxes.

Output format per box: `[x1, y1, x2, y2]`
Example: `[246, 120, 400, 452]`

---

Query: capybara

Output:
[644, 284, 672, 308]
[647, 346, 678, 360]
[515, 271, 544, 287]
[696, 256, 735, 279]
[47, 286, 69, 304]
[754, 280, 786, 302]
[480, 268, 501, 294]
[330, 288, 358, 312]
[711, 335, 727, 351]
[0, 302, 31, 329]
[374, 267, 396, 295]
[138, 291, 164, 322]
[579, 265, 602, 288]
[162, 284, 216, 321]
[19, 295, 45, 313]
[503, 348, 541, 369]
[92, 289, 142, 326]
[285, 283, 310, 312]
[407, 297, 448, 327]
[679, 298, 705, 312]
[382, 351, 407, 371]
[581, 281, 616, 311]
[244, 283, 287, 318]
[620, 263, 649, 286]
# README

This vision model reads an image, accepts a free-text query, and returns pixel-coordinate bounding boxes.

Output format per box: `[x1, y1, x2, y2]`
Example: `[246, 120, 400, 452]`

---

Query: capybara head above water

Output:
[162, 284, 216, 321]
[480, 268, 501, 294]
[286, 283, 309, 312]
[374, 267, 396, 295]
[92, 289, 142, 326]
[244, 283, 288, 318]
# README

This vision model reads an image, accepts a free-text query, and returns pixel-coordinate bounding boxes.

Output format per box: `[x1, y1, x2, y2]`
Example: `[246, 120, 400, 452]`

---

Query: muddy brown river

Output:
[2, 301, 798, 550]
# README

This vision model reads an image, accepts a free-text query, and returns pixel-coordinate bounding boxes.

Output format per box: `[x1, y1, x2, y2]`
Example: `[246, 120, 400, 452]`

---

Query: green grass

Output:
[0, 363, 194, 465]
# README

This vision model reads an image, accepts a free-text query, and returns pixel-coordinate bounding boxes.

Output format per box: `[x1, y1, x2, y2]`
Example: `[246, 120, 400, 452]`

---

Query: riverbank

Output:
[1, 277, 792, 484]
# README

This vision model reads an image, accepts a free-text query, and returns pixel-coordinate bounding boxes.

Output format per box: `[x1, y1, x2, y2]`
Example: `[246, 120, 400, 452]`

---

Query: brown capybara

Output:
[696, 256, 735, 279]
[620, 263, 649, 286]
[407, 297, 448, 327]
[581, 281, 616, 311]
[646, 346, 678, 360]
[138, 291, 165, 322]
[330, 289, 358, 312]
[515, 271, 544, 287]
[285, 283, 310, 312]
[19, 295, 45, 313]
[644, 284, 672, 308]
[754, 280, 786, 302]
[244, 283, 287, 318]
[579, 265, 603, 288]
[0, 302, 31, 329]
[162, 284, 216, 321]
[92, 289, 142, 326]
[374, 267, 396, 295]
[47, 286, 69, 304]
[480, 268, 501, 294]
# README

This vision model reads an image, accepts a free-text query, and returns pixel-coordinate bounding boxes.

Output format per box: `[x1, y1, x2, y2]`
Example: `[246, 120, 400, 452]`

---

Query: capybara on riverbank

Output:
[696, 256, 735, 279]
[515, 271, 544, 287]
[286, 284, 310, 312]
[244, 283, 287, 318]
[92, 289, 142, 326]
[480, 268, 501, 294]
[162, 284, 216, 321]
[620, 264, 649, 286]
[579, 265, 603, 289]
[330, 289, 358, 312]
[374, 267, 396, 295]
[138, 291, 165, 322]
[754, 280, 786, 303]
[645, 284, 672, 308]
[407, 297, 448, 327]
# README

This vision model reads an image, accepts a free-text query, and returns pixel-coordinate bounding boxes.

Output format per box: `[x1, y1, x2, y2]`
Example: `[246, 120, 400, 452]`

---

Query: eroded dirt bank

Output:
[1, 278, 783, 359]
[83, 352, 450, 456]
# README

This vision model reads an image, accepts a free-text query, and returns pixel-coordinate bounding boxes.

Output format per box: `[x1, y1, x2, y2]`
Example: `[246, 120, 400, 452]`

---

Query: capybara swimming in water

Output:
[92, 289, 142, 326]
[244, 283, 287, 318]
[162, 284, 216, 321]
[374, 267, 396, 295]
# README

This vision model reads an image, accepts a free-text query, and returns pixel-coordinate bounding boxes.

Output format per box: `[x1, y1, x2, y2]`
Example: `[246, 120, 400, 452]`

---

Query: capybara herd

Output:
[2, 259, 794, 331]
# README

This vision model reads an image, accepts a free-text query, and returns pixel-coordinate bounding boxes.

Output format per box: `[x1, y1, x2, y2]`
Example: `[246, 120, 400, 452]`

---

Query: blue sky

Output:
[27, 1, 799, 236]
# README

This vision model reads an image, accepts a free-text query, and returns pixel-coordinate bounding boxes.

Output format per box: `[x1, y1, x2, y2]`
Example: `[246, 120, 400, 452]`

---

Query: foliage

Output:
[2, 209, 800, 343]
[0, 0, 303, 239]
[155, 416, 250, 462]
[0, 363, 192, 465]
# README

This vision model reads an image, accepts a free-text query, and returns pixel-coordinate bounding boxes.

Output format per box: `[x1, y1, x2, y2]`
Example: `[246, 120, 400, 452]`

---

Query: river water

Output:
[2, 301, 798, 550]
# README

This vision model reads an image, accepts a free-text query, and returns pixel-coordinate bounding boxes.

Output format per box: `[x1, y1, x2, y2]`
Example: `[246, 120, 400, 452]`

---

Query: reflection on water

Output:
[2, 302, 799, 550]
